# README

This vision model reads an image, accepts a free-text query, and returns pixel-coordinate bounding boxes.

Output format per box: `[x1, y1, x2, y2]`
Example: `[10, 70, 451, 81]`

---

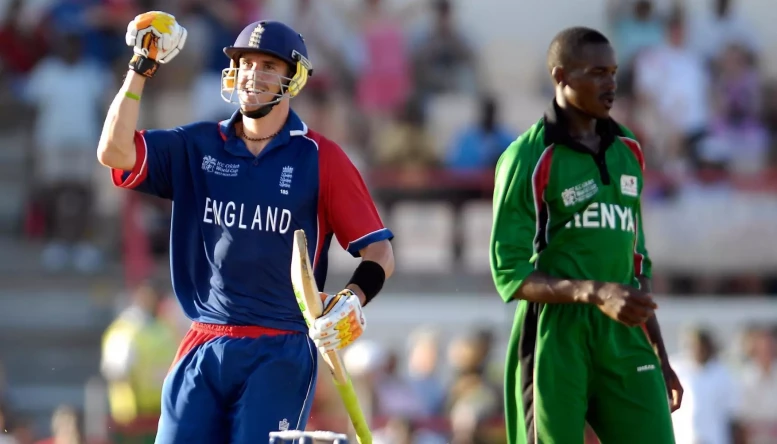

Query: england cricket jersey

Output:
[112, 109, 393, 332]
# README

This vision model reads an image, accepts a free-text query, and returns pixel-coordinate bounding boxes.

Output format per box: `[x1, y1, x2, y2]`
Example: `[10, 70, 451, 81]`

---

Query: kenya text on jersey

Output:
[564, 202, 635, 232]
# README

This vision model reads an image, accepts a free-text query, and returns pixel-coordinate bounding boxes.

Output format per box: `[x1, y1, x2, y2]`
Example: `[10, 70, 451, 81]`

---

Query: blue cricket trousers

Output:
[155, 322, 317, 444]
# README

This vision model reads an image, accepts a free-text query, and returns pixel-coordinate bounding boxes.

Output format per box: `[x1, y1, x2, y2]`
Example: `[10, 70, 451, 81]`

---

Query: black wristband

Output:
[347, 260, 385, 306]
[129, 54, 160, 78]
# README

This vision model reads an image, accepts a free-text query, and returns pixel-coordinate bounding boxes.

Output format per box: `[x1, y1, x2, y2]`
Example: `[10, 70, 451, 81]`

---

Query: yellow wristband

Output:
[124, 91, 141, 101]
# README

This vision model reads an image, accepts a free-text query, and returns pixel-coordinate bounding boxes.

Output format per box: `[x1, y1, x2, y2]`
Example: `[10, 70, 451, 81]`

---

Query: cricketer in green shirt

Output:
[490, 97, 677, 444]
[490, 26, 684, 444]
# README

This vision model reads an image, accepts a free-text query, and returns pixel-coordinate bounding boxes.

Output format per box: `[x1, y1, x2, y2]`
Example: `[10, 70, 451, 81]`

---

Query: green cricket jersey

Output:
[490, 100, 651, 302]
[490, 101, 674, 444]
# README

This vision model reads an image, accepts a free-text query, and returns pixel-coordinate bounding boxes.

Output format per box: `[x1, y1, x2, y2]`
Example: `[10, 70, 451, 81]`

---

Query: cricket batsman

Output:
[96, 12, 395, 444]
[490, 27, 684, 444]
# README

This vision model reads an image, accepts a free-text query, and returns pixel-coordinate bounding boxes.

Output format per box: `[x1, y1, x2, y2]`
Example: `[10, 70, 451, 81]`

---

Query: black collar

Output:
[542, 99, 621, 155]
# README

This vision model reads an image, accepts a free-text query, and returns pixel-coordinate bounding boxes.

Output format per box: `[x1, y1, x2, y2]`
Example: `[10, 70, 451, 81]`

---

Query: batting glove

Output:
[308, 289, 366, 353]
[125, 11, 186, 77]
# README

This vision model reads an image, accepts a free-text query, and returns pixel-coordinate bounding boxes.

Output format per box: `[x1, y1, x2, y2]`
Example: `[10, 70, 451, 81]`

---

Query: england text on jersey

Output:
[203, 197, 292, 234]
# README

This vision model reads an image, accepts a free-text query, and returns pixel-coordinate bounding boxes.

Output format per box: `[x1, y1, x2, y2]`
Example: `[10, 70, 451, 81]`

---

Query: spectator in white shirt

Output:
[24, 31, 110, 273]
[633, 10, 710, 173]
[671, 327, 744, 444]
[738, 326, 777, 444]
[687, 0, 760, 63]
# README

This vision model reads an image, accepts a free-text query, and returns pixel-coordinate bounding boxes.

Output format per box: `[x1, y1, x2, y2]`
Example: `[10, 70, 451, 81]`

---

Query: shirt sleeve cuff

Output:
[111, 131, 149, 189]
[345, 228, 394, 257]
[494, 262, 536, 303]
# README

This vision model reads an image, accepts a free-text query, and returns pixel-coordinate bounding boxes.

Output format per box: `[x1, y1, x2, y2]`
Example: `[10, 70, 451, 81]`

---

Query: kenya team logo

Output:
[621, 175, 638, 197]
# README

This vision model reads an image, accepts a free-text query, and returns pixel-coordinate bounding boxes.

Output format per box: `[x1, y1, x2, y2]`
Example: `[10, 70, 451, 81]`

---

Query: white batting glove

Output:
[125, 11, 187, 64]
[309, 289, 366, 353]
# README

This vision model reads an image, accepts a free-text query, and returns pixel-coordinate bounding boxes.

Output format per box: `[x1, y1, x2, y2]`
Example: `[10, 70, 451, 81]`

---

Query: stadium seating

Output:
[389, 201, 455, 273]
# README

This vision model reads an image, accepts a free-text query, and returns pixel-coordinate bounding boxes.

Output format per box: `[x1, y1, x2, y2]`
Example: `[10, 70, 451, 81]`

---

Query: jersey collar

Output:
[542, 98, 621, 154]
[218, 108, 309, 159]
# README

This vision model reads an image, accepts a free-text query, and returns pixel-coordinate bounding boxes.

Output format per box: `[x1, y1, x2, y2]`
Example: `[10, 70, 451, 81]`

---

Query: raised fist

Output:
[125, 11, 187, 64]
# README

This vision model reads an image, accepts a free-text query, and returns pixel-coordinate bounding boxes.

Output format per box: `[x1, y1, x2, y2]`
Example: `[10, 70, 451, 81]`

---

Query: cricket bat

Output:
[291, 229, 372, 444]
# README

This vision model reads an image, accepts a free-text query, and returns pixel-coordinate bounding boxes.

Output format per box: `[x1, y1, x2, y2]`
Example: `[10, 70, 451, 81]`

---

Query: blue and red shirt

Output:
[112, 109, 393, 333]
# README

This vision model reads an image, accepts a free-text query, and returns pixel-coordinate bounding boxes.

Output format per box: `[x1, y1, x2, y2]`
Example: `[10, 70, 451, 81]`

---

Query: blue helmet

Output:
[224, 21, 312, 73]
[221, 21, 314, 113]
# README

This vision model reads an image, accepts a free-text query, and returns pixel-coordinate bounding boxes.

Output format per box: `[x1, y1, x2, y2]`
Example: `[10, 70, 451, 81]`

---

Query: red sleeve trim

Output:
[620, 136, 647, 277]
[531, 146, 555, 207]
[531, 145, 555, 251]
[619, 136, 645, 171]
[313, 216, 325, 271]
[111, 131, 149, 189]
[633, 217, 645, 276]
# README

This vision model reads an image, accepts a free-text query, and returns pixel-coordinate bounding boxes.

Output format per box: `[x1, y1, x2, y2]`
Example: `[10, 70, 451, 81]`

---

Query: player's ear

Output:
[551, 66, 565, 86]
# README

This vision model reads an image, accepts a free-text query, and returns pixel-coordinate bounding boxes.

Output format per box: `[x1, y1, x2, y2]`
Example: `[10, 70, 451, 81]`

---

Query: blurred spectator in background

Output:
[24, 30, 110, 273]
[350, 0, 413, 123]
[471, 329, 501, 386]
[374, 97, 438, 181]
[609, 0, 665, 68]
[676, 136, 733, 198]
[410, 0, 476, 99]
[182, 0, 255, 121]
[372, 349, 429, 419]
[706, 43, 769, 174]
[373, 416, 415, 444]
[355, 335, 449, 444]
[633, 9, 710, 175]
[265, 0, 365, 95]
[0, 0, 48, 99]
[297, 89, 367, 170]
[344, 340, 432, 418]
[687, 0, 759, 64]
[444, 95, 514, 171]
[446, 331, 500, 444]
[405, 329, 446, 418]
[738, 326, 777, 443]
[34, 405, 85, 444]
[671, 327, 743, 444]
[41, 0, 128, 69]
[100, 280, 177, 444]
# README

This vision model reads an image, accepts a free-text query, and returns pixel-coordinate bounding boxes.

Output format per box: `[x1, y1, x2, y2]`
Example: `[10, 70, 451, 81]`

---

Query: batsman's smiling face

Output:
[236, 53, 290, 109]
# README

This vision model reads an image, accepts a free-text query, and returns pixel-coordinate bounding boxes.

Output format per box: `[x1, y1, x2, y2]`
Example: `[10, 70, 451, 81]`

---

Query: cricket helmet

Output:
[220, 21, 314, 118]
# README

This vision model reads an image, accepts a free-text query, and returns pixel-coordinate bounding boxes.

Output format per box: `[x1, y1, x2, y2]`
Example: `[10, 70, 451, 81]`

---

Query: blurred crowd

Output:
[605, 0, 777, 295]
[2, 0, 777, 443]
[0, 0, 496, 276]
[2, 0, 776, 293]
[1, 283, 776, 444]
[608, 0, 769, 179]
[334, 322, 777, 444]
